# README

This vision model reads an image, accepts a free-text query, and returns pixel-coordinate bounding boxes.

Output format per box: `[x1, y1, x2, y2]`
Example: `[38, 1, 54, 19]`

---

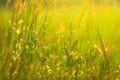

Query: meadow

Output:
[0, 0, 120, 80]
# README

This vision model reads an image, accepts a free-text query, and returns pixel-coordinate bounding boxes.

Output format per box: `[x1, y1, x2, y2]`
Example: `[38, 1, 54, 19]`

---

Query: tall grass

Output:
[0, 0, 120, 80]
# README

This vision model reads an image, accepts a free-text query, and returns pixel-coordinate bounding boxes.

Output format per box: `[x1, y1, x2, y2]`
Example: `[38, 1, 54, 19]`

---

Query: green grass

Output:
[0, 0, 120, 80]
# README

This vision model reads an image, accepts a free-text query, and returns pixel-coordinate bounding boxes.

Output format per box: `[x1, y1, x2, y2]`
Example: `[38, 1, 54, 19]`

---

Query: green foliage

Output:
[0, 0, 120, 80]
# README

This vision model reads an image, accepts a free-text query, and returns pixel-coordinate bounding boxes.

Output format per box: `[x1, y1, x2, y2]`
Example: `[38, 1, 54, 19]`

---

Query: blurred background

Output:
[0, 0, 120, 8]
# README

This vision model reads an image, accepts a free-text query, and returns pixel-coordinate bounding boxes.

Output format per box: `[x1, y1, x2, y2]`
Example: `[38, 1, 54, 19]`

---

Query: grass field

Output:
[0, 0, 120, 80]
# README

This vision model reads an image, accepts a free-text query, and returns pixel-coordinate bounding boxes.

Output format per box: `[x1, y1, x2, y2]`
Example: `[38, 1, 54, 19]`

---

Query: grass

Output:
[0, 0, 120, 80]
